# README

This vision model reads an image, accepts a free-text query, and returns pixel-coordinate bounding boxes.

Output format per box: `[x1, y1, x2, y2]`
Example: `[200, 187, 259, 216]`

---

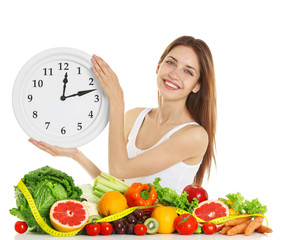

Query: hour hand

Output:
[60, 72, 68, 101]
[64, 89, 96, 99]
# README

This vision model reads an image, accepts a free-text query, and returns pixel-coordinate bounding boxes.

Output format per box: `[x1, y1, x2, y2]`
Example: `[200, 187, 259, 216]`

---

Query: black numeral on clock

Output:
[77, 67, 81, 74]
[77, 122, 82, 130]
[88, 111, 93, 118]
[94, 95, 99, 102]
[58, 62, 69, 70]
[32, 111, 38, 118]
[27, 94, 33, 102]
[45, 122, 50, 129]
[61, 127, 66, 135]
[32, 80, 43, 88]
[89, 78, 94, 85]
[43, 68, 53, 76]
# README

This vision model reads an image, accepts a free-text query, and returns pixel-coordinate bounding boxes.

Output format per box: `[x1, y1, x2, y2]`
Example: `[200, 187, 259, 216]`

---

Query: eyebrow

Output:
[168, 56, 198, 73]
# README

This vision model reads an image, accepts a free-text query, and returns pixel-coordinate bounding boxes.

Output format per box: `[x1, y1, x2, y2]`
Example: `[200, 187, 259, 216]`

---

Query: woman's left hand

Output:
[91, 55, 124, 104]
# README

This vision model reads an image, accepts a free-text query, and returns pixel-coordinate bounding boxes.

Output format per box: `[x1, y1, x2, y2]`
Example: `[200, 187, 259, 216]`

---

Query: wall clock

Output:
[12, 47, 109, 148]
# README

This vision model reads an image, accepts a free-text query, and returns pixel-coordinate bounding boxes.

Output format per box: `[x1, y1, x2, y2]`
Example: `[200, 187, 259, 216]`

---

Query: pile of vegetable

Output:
[10, 166, 273, 236]
[10, 166, 82, 233]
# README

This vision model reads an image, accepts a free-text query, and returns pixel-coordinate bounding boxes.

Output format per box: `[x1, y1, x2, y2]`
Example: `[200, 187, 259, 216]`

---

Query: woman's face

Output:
[156, 45, 200, 101]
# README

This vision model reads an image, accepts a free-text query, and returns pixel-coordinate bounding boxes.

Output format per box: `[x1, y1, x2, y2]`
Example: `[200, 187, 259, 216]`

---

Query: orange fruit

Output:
[98, 191, 128, 217]
[151, 206, 178, 234]
[50, 199, 89, 232]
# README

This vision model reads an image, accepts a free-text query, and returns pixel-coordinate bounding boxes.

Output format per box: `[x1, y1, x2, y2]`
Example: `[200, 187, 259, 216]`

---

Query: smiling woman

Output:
[29, 36, 216, 192]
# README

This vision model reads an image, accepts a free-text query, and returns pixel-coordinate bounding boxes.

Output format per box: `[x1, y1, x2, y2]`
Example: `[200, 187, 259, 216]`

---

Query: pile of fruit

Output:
[10, 167, 272, 236]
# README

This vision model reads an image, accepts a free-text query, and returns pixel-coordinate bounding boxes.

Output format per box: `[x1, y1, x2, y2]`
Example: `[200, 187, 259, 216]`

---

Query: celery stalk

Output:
[92, 172, 129, 202]
[96, 176, 128, 193]
[93, 189, 106, 198]
[94, 181, 116, 193]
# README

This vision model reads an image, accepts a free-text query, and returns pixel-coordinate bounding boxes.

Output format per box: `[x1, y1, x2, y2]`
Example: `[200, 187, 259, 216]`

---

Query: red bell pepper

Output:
[124, 183, 157, 207]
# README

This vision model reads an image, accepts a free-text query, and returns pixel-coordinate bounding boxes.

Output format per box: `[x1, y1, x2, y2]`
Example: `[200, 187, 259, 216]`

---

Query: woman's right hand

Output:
[91, 55, 124, 105]
[28, 138, 80, 159]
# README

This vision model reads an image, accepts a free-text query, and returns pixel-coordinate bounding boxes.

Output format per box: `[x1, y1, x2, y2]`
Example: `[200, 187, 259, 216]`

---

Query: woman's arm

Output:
[28, 139, 101, 178]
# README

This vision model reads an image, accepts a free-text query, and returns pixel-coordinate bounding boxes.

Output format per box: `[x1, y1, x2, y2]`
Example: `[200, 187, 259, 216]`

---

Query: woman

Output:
[29, 36, 216, 192]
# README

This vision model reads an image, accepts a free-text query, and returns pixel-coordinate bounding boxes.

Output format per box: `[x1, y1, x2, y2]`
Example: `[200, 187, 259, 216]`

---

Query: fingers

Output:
[91, 55, 115, 80]
[28, 138, 57, 156]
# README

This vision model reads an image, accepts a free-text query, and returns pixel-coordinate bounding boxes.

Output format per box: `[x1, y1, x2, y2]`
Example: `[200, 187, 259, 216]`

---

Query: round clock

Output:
[12, 47, 109, 148]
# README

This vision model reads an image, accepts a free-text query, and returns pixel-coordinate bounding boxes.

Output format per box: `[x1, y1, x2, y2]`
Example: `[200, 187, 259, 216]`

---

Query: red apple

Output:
[182, 185, 208, 203]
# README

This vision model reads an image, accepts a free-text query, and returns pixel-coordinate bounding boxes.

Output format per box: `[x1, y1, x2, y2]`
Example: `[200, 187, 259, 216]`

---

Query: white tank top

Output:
[124, 108, 202, 194]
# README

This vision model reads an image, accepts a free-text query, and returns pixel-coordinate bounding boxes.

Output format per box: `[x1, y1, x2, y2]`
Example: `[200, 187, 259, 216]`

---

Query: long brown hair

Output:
[159, 36, 217, 186]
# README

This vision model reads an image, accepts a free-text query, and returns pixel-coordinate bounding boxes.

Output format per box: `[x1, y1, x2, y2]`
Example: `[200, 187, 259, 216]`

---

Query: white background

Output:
[1, 0, 280, 239]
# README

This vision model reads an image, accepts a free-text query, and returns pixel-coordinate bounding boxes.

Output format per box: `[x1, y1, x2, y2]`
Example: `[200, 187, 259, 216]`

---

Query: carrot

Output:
[225, 216, 252, 226]
[255, 225, 272, 234]
[220, 226, 232, 235]
[244, 216, 264, 236]
[227, 220, 251, 236]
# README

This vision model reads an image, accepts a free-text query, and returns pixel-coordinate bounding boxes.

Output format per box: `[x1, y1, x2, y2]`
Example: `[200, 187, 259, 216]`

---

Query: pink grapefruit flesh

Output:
[192, 200, 229, 221]
[50, 199, 89, 232]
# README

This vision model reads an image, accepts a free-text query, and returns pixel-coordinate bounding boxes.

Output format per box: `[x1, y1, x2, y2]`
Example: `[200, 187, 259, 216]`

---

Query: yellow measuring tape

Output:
[173, 207, 268, 226]
[17, 179, 268, 237]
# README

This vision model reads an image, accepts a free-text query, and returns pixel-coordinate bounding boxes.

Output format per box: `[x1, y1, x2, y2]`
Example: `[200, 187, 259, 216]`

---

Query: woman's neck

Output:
[155, 97, 191, 126]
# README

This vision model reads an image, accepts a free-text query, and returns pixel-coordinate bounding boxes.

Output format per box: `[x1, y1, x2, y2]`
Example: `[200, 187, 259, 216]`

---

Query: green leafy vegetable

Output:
[153, 177, 198, 213]
[225, 192, 267, 214]
[9, 166, 82, 233]
[226, 192, 245, 214]
[243, 198, 268, 214]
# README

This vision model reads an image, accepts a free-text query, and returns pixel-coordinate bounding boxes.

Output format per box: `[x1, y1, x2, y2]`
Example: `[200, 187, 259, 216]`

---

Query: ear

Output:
[156, 62, 160, 74]
[192, 83, 200, 93]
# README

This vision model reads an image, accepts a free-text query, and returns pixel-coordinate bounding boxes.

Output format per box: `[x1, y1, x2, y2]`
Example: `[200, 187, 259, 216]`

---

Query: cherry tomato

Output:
[134, 224, 147, 235]
[86, 223, 101, 236]
[100, 222, 113, 235]
[15, 221, 28, 234]
[202, 222, 217, 235]
[174, 214, 198, 235]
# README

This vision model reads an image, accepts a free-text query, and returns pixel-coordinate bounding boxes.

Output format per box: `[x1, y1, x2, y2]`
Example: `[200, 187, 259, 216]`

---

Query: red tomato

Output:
[100, 222, 113, 235]
[202, 222, 217, 235]
[134, 224, 147, 235]
[15, 221, 28, 234]
[174, 214, 198, 235]
[86, 223, 101, 236]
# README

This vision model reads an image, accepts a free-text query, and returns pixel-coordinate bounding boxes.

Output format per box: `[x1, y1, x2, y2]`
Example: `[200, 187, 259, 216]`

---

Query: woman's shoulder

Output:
[124, 107, 147, 140]
[172, 123, 209, 153]
[177, 123, 208, 142]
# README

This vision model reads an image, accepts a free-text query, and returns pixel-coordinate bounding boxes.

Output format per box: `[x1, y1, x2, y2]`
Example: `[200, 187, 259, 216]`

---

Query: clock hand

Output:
[64, 89, 97, 99]
[60, 72, 68, 101]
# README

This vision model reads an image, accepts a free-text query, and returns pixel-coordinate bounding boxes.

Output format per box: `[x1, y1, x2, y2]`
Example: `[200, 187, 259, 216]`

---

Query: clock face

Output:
[13, 48, 109, 147]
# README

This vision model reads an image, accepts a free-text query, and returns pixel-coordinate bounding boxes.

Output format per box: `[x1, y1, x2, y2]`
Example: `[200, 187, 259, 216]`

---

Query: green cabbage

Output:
[9, 166, 82, 233]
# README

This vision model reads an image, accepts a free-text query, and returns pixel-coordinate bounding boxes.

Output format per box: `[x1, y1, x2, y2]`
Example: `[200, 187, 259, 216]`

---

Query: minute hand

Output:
[64, 89, 96, 99]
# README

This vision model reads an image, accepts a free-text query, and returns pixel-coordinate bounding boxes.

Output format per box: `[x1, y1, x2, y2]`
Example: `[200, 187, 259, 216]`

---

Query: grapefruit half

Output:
[192, 200, 229, 221]
[50, 199, 89, 232]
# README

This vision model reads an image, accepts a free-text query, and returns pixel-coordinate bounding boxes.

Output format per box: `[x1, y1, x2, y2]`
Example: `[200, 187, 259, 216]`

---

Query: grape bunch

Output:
[112, 209, 151, 234]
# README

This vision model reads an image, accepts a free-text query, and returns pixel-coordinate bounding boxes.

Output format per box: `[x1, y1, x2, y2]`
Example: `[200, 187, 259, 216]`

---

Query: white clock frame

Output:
[12, 47, 109, 148]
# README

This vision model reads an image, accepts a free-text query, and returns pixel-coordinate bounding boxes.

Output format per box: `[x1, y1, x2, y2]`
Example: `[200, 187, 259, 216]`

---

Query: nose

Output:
[168, 66, 181, 80]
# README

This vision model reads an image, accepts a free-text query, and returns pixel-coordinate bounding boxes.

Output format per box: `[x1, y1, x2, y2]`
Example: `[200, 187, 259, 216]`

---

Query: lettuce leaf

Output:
[243, 198, 268, 214]
[226, 192, 245, 214]
[153, 177, 198, 213]
[9, 166, 82, 233]
[225, 192, 267, 214]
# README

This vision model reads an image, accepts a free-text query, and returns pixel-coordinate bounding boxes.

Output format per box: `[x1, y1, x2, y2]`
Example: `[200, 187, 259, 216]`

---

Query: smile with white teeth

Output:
[164, 80, 180, 90]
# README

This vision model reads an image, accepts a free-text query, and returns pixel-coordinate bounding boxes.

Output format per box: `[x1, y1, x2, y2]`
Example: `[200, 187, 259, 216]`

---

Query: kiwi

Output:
[144, 217, 159, 234]
[88, 215, 102, 222]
